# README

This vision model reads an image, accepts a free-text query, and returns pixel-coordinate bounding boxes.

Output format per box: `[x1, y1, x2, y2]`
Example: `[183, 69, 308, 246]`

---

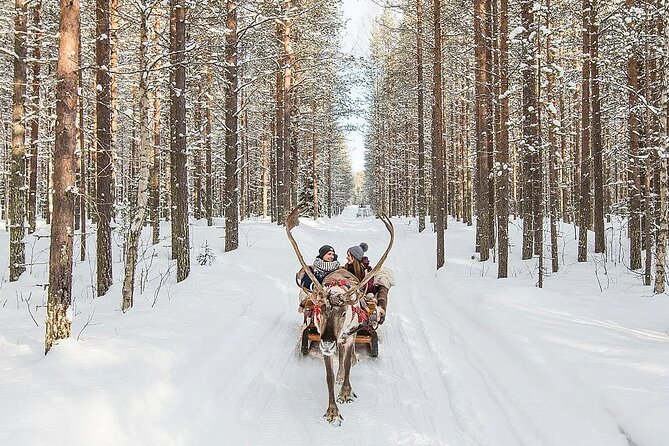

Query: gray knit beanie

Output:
[348, 242, 368, 261]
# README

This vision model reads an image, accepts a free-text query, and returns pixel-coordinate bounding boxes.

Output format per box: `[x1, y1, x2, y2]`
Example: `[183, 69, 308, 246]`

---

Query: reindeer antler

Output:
[342, 214, 394, 299]
[286, 206, 324, 293]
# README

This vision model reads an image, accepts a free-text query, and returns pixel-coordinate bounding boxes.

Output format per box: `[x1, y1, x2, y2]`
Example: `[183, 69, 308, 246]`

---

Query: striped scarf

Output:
[313, 257, 340, 275]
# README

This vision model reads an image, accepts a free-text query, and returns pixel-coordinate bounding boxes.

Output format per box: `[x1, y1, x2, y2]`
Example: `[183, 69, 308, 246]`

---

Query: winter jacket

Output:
[300, 257, 340, 290]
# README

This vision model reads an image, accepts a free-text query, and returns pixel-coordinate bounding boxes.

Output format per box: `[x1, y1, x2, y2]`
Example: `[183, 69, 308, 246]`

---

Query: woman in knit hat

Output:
[345, 243, 373, 291]
[299, 244, 340, 290]
[345, 243, 390, 325]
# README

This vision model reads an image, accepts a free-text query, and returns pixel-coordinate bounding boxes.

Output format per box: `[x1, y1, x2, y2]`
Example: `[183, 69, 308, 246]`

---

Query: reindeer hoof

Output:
[323, 408, 342, 426]
[337, 389, 357, 404]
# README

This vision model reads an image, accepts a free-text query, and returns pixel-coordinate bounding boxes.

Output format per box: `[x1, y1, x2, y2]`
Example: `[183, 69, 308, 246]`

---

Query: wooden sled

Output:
[300, 301, 379, 357]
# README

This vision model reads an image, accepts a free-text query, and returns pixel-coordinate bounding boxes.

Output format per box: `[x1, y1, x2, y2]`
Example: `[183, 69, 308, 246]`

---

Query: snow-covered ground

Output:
[1, 206, 668, 446]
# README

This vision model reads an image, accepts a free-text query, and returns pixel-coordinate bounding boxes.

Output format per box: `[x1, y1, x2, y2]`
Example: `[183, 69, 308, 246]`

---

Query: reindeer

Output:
[285, 206, 394, 425]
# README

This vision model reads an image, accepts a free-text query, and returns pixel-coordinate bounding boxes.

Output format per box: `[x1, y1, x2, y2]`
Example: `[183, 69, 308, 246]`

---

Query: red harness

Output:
[352, 304, 368, 323]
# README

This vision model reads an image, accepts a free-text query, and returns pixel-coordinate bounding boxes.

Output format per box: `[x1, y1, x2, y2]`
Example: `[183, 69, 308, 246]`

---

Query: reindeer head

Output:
[286, 206, 394, 356]
[310, 292, 356, 356]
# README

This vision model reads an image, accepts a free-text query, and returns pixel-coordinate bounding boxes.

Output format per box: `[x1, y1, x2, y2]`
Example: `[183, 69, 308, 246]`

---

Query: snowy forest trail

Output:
[2, 206, 668, 445]
[145, 207, 634, 445]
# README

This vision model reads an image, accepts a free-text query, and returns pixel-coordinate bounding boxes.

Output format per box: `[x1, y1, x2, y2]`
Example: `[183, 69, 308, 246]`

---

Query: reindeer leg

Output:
[336, 343, 345, 384]
[352, 342, 358, 367]
[337, 338, 357, 404]
[323, 354, 342, 426]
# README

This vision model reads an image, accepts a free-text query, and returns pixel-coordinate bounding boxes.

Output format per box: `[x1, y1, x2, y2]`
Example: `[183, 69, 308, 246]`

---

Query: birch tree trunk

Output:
[45, 0, 79, 354]
[9, 0, 28, 282]
[122, 0, 152, 311]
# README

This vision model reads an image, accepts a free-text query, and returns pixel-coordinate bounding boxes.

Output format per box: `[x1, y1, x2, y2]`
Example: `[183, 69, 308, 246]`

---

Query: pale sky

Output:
[340, 0, 382, 173]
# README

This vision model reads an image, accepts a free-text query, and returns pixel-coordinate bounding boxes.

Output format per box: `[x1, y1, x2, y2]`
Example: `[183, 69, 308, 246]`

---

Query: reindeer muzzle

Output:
[319, 339, 337, 356]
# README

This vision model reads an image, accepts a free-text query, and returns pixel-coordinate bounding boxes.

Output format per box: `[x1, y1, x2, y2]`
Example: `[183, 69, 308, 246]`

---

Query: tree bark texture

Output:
[417, 0, 426, 233]
[122, 0, 152, 311]
[150, 11, 161, 244]
[96, 0, 113, 295]
[590, 0, 605, 254]
[520, 0, 538, 260]
[170, 0, 190, 281]
[224, 0, 239, 252]
[28, 0, 41, 235]
[10, 0, 28, 282]
[433, 0, 445, 269]
[497, 0, 510, 278]
[627, 0, 642, 270]
[578, 0, 592, 263]
[45, 0, 79, 354]
[655, 7, 667, 293]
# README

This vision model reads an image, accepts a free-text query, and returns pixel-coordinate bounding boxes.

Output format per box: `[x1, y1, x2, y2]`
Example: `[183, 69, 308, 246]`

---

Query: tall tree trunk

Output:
[485, 0, 495, 249]
[170, 0, 190, 281]
[497, 0, 510, 278]
[275, 21, 286, 224]
[150, 11, 161, 243]
[474, 0, 490, 260]
[433, 0, 445, 268]
[655, 8, 667, 293]
[205, 68, 213, 226]
[283, 1, 294, 217]
[417, 0, 426, 233]
[535, 16, 544, 287]
[122, 0, 152, 312]
[28, 0, 41, 235]
[627, 0, 642, 270]
[578, 0, 592, 262]
[110, 0, 119, 182]
[520, 0, 537, 260]
[224, 0, 239, 252]
[591, 0, 605, 253]
[240, 90, 248, 220]
[45, 0, 79, 354]
[546, 7, 559, 274]
[78, 22, 86, 261]
[312, 116, 318, 219]
[96, 0, 113, 295]
[327, 148, 332, 217]
[262, 132, 269, 218]
[9, 0, 28, 282]
[193, 91, 202, 221]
